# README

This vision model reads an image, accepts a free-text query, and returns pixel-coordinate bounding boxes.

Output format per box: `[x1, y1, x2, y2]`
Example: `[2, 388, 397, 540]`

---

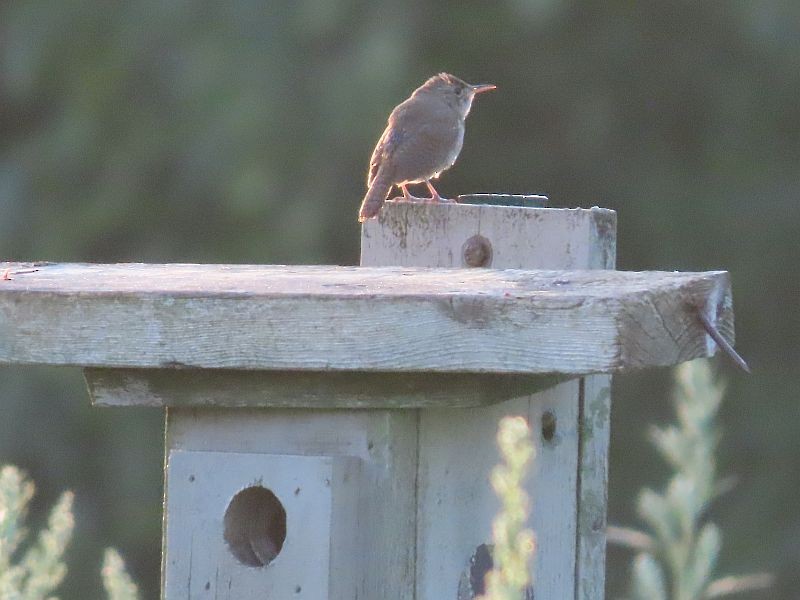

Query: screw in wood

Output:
[462, 235, 493, 268]
[696, 308, 751, 373]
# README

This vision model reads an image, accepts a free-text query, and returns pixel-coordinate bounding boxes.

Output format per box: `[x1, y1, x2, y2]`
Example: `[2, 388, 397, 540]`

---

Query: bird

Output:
[358, 73, 495, 222]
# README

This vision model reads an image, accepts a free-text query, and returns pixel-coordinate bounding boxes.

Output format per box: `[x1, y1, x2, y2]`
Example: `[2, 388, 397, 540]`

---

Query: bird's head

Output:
[416, 73, 496, 118]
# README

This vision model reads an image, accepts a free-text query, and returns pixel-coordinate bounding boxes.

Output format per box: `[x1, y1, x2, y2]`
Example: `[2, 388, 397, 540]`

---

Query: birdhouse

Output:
[0, 198, 738, 599]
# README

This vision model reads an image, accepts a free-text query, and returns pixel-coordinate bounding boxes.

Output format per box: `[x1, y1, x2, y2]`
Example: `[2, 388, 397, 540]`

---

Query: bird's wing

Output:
[367, 123, 404, 188]
[367, 97, 458, 187]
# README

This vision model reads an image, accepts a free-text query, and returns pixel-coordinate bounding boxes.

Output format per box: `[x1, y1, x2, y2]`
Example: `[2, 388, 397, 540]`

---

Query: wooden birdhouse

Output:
[0, 198, 738, 599]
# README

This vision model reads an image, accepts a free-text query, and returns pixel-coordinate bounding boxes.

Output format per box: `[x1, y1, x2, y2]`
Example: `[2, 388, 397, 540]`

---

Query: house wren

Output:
[358, 73, 495, 222]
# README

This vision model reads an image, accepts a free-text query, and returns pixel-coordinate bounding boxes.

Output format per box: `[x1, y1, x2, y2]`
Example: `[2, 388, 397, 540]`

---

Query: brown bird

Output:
[358, 73, 495, 222]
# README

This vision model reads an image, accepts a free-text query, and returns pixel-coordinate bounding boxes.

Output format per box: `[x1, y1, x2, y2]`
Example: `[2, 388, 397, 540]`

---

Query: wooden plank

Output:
[360, 202, 619, 599]
[86, 368, 565, 408]
[415, 382, 581, 599]
[0, 261, 716, 298]
[576, 200, 617, 600]
[576, 375, 612, 599]
[0, 262, 732, 374]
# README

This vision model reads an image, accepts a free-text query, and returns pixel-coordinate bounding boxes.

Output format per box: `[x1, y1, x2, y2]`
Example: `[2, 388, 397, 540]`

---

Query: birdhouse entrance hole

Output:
[223, 486, 287, 568]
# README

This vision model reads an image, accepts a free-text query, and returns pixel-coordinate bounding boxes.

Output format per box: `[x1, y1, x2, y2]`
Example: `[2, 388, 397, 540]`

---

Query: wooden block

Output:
[0, 262, 732, 374]
[86, 368, 565, 408]
[361, 203, 615, 270]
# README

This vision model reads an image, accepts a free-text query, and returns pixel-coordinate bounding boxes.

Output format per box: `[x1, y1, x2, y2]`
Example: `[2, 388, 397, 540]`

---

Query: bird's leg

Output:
[424, 181, 455, 203]
[1, 269, 10, 281]
[385, 185, 399, 202]
[396, 184, 427, 202]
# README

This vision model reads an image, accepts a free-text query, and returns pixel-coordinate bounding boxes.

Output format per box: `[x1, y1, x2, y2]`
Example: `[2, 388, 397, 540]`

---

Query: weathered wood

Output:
[361, 202, 618, 600]
[0, 262, 732, 374]
[164, 408, 418, 598]
[164, 451, 360, 598]
[576, 375, 612, 598]
[416, 382, 581, 599]
[361, 203, 616, 270]
[0, 202, 742, 599]
[86, 368, 565, 408]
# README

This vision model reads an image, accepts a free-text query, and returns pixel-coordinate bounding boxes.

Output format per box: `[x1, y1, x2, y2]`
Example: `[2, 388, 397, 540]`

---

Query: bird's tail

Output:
[358, 168, 393, 223]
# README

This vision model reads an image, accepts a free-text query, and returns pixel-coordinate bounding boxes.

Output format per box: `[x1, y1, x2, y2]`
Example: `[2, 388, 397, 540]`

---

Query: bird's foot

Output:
[401, 194, 431, 202]
[423, 181, 458, 203]
[1, 268, 11, 281]
[392, 184, 429, 203]
[387, 194, 428, 203]
[390, 184, 460, 204]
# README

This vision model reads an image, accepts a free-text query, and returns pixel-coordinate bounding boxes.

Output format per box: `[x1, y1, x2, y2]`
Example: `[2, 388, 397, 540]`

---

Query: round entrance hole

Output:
[223, 486, 287, 567]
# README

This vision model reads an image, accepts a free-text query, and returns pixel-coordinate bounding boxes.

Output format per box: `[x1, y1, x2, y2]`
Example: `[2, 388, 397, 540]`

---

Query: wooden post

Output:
[362, 200, 616, 598]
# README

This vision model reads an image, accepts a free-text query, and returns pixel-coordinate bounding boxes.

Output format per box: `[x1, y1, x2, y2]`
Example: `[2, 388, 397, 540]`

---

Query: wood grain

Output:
[0, 262, 732, 374]
[86, 368, 565, 408]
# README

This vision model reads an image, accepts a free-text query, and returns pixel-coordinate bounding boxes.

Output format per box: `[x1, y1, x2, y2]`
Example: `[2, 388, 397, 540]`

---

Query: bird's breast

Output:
[390, 116, 466, 184]
[443, 125, 465, 167]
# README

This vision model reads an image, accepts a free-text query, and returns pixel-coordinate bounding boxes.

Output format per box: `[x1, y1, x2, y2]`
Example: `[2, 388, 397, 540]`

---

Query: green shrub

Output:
[0, 465, 139, 600]
[610, 359, 772, 599]
[479, 415, 536, 600]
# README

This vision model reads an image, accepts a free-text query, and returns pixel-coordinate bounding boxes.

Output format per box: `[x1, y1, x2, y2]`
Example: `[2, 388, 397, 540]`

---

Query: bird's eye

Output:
[455, 87, 463, 96]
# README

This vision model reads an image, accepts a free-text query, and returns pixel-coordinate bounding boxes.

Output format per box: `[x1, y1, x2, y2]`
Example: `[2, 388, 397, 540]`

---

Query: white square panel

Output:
[164, 450, 359, 599]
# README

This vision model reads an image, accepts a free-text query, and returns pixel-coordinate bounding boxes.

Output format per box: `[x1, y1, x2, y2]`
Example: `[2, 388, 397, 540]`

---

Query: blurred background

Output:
[0, 1, 797, 597]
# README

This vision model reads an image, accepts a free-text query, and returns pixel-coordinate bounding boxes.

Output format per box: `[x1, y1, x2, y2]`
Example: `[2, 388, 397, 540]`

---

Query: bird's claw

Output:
[423, 181, 458, 204]
[391, 194, 458, 204]
[392, 192, 428, 203]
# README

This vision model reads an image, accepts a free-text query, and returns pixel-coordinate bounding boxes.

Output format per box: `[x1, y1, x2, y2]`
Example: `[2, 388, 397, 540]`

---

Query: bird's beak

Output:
[471, 83, 496, 94]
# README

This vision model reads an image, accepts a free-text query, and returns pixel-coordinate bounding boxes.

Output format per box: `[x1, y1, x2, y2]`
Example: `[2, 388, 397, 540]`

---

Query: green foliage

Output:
[0, 465, 139, 600]
[614, 360, 771, 600]
[101, 549, 139, 600]
[0, 465, 73, 600]
[479, 416, 536, 600]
